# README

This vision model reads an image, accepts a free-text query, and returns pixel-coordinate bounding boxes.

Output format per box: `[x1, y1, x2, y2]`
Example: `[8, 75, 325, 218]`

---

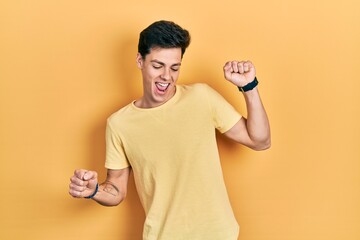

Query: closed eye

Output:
[152, 65, 162, 69]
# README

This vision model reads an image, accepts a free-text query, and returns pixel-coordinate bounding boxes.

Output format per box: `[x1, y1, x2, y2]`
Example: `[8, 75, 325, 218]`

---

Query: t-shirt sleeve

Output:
[105, 119, 131, 169]
[203, 84, 242, 133]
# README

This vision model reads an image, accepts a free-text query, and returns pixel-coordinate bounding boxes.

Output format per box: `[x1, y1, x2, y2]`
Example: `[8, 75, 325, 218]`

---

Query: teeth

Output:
[157, 82, 169, 87]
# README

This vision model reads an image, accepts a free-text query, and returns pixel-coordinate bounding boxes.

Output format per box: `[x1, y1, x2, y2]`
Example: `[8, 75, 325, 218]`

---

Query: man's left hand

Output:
[223, 60, 256, 87]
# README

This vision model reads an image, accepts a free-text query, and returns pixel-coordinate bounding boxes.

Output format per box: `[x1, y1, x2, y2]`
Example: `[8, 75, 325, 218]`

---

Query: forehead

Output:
[145, 48, 182, 63]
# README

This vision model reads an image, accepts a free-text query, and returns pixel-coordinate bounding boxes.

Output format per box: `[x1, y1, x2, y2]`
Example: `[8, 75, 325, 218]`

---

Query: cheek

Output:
[143, 69, 158, 80]
[149, 69, 162, 78]
[172, 71, 180, 80]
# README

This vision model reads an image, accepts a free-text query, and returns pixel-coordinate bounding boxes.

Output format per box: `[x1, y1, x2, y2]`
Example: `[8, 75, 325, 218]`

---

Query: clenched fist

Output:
[69, 169, 98, 198]
[223, 61, 256, 87]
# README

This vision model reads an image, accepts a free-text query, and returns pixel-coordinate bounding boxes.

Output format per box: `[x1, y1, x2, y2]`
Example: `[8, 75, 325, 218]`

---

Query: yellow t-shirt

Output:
[105, 83, 241, 240]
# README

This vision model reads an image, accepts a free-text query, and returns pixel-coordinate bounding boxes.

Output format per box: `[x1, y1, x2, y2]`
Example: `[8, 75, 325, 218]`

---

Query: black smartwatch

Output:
[238, 77, 258, 92]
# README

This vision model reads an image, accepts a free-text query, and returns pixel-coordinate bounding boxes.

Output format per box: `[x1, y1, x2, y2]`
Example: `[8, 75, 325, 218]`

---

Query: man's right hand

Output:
[69, 169, 98, 198]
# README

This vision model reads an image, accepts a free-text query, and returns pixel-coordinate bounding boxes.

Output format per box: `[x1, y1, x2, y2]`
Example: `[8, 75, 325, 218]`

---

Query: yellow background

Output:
[1, 0, 359, 239]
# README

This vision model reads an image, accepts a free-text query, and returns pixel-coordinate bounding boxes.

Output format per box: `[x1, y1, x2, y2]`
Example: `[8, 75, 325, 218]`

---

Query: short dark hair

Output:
[138, 20, 191, 58]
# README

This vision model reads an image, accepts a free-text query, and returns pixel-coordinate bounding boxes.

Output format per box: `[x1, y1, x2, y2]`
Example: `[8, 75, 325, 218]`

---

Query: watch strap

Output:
[238, 77, 258, 92]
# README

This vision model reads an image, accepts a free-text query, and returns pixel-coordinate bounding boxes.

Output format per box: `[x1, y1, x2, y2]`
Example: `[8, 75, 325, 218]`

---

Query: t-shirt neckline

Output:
[130, 85, 181, 112]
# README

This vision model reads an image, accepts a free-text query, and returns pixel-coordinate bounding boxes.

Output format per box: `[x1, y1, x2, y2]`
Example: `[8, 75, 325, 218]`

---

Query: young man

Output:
[69, 20, 270, 240]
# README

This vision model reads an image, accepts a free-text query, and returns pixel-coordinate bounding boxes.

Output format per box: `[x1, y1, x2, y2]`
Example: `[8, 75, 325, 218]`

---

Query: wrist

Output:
[84, 183, 99, 199]
[238, 77, 258, 92]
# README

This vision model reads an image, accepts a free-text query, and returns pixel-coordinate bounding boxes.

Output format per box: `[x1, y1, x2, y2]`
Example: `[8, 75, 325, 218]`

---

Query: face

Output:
[136, 48, 182, 108]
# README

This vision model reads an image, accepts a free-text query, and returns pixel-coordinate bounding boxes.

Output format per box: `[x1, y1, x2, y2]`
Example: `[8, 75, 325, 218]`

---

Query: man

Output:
[69, 20, 270, 240]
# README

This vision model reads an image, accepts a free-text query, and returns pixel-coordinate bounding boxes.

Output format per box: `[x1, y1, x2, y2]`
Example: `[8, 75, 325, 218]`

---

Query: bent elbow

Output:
[96, 192, 127, 207]
[113, 192, 127, 206]
[252, 138, 271, 151]
[99, 196, 125, 207]
[260, 141, 271, 151]
[113, 197, 125, 206]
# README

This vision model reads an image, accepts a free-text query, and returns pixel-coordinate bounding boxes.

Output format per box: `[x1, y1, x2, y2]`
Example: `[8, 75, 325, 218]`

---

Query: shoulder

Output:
[177, 83, 224, 105]
[178, 83, 215, 95]
[107, 103, 134, 127]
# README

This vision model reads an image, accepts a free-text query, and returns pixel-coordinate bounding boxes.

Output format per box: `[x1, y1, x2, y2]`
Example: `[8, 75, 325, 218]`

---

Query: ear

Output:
[136, 53, 143, 69]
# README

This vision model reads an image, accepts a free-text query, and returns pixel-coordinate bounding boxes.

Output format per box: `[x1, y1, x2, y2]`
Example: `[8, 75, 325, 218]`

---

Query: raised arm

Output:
[69, 167, 130, 206]
[222, 60, 271, 150]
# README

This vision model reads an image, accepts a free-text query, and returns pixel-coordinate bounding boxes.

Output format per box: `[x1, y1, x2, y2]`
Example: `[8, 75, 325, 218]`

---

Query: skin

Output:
[134, 48, 182, 108]
[223, 60, 271, 150]
[69, 168, 130, 206]
[69, 48, 271, 205]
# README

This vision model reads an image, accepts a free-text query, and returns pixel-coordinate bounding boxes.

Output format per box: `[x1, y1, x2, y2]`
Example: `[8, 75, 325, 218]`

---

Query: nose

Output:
[161, 68, 171, 81]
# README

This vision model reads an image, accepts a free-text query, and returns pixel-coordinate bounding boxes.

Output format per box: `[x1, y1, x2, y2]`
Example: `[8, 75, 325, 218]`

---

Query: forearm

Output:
[243, 87, 271, 149]
[92, 181, 126, 206]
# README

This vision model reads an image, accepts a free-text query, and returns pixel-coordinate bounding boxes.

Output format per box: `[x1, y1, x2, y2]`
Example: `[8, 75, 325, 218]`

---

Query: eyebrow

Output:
[150, 60, 181, 67]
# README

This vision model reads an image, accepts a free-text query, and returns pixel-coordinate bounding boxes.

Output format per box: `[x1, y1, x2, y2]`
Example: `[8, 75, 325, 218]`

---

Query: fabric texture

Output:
[105, 83, 241, 240]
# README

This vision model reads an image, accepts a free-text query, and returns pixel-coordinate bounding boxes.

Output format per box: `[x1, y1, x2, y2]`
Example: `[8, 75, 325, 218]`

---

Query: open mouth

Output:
[155, 82, 170, 92]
